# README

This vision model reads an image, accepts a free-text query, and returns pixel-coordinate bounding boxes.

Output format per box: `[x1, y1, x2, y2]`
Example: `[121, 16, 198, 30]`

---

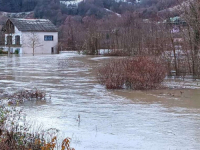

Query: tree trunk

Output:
[170, 36, 178, 76]
[8, 46, 10, 56]
[193, 30, 199, 76]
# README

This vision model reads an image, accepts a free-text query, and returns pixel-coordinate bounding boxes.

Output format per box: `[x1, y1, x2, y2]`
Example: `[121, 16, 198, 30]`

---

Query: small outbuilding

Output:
[1, 18, 58, 54]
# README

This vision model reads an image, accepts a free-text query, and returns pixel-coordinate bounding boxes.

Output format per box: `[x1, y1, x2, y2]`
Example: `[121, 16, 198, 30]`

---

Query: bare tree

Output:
[176, 0, 200, 76]
[25, 32, 42, 56]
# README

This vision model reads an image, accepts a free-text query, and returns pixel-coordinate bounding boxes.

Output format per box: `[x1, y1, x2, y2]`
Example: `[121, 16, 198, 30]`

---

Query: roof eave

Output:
[20, 30, 58, 32]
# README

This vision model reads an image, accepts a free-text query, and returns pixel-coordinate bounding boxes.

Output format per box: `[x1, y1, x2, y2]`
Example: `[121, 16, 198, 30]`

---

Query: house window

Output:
[44, 35, 53, 41]
[15, 35, 20, 45]
[7, 36, 12, 45]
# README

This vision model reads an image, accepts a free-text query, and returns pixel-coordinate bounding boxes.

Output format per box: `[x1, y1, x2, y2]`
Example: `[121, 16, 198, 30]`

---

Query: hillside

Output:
[0, 0, 38, 12]
[0, 0, 182, 20]
[0, 0, 188, 30]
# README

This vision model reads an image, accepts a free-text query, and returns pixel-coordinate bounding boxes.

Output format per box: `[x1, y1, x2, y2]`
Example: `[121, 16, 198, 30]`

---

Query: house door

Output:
[51, 47, 54, 54]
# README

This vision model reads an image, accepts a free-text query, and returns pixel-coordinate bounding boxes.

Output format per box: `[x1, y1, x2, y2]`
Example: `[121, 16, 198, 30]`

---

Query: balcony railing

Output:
[6, 44, 22, 47]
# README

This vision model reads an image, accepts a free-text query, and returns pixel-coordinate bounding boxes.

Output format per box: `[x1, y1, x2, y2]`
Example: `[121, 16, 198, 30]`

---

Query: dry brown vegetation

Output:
[0, 89, 75, 150]
[7, 89, 46, 105]
[58, 0, 200, 79]
[97, 57, 167, 90]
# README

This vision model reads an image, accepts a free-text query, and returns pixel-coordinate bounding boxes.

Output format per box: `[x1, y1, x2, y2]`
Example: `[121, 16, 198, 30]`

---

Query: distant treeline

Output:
[34, 0, 137, 25]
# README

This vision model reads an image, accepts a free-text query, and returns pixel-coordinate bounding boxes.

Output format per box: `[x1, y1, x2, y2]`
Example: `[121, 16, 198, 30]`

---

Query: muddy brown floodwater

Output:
[0, 52, 200, 150]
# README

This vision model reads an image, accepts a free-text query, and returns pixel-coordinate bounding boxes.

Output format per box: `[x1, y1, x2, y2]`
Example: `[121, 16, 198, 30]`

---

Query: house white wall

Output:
[5, 26, 22, 44]
[4, 26, 22, 53]
[21, 32, 58, 54]
[4, 26, 58, 54]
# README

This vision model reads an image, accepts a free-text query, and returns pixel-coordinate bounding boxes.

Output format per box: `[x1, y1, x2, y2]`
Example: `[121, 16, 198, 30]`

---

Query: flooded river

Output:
[0, 52, 200, 150]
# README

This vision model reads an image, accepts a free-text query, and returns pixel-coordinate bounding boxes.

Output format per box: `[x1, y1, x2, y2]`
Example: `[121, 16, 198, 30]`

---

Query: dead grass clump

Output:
[7, 89, 46, 105]
[97, 57, 167, 90]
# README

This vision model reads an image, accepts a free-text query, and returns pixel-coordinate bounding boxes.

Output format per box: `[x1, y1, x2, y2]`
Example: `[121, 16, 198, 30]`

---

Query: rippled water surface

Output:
[0, 52, 200, 150]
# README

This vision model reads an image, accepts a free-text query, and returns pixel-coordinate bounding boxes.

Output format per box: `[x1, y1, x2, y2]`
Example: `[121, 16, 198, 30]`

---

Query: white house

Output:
[2, 18, 58, 54]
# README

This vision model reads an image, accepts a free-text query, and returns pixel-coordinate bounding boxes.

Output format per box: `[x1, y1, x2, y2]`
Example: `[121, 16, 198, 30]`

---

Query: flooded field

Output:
[0, 52, 200, 150]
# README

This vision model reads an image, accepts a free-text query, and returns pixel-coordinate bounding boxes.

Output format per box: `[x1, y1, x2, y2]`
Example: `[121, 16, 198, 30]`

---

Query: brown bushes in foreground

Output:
[0, 106, 75, 150]
[97, 57, 167, 90]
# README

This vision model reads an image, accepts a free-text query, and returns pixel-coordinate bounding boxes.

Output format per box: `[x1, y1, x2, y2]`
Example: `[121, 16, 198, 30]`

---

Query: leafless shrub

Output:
[97, 57, 167, 90]
[124, 57, 167, 90]
[97, 59, 126, 89]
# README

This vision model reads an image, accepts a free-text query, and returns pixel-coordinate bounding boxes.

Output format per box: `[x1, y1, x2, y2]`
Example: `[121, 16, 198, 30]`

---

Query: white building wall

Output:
[4, 26, 22, 53]
[5, 26, 22, 44]
[4, 26, 58, 54]
[21, 31, 58, 54]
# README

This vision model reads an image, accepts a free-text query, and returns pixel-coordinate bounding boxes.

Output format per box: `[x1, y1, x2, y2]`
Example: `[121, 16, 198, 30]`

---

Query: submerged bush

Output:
[97, 57, 167, 90]
[7, 89, 46, 106]
[97, 59, 126, 89]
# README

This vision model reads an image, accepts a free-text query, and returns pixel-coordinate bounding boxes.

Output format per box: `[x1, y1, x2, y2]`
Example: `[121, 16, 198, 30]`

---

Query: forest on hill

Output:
[0, 0, 182, 22]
